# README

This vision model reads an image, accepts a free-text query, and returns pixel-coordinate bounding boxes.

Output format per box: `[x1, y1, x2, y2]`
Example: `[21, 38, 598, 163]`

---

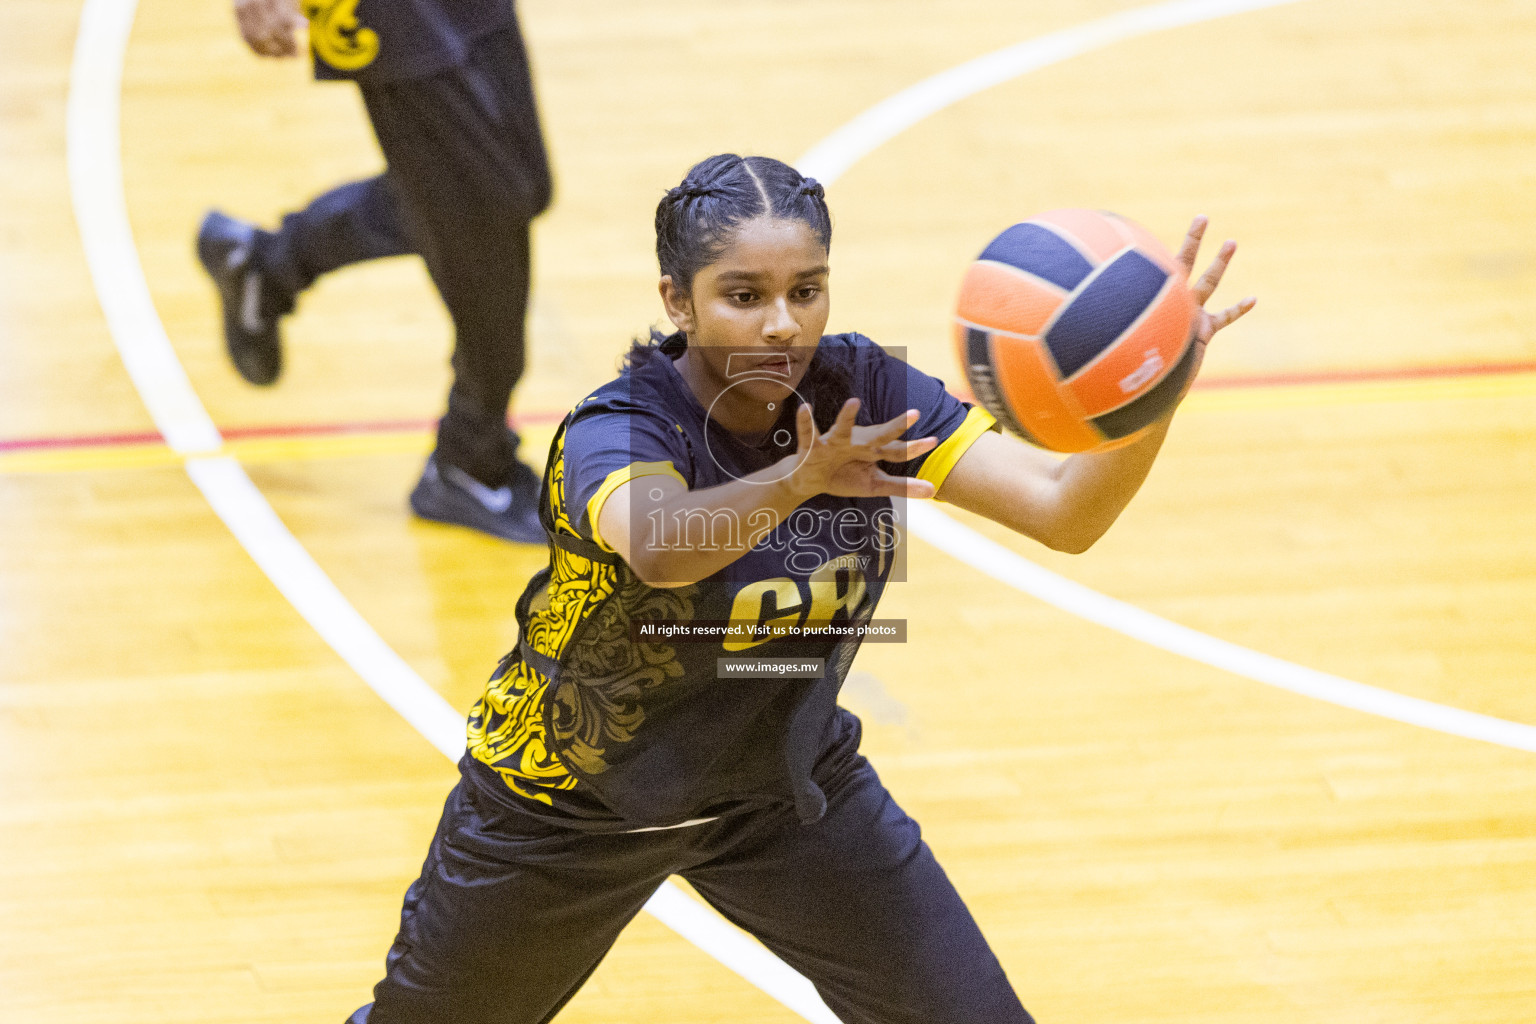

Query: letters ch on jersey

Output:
[724, 560, 873, 652]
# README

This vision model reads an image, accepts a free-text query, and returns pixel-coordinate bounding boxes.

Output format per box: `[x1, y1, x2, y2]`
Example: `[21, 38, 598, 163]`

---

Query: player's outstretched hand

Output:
[234, 0, 307, 58]
[783, 399, 938, 501]
[1173, 215, 1257, 383]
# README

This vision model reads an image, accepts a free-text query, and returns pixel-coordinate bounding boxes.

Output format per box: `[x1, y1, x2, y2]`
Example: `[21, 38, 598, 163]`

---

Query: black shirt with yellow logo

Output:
[464, 333, 997, 830]
[303, 0, 512, 84]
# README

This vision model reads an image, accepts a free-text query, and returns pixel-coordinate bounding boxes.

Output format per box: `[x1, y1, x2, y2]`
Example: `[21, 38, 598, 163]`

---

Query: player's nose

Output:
[761, 295, 799, 343]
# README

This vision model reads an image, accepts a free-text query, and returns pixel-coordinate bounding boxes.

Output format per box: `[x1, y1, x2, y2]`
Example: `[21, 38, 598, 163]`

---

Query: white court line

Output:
[66, 2, 837, 1021]
[64, 0, 1536, 1019]
[184, 455, 468, 756]
[795, 0, 1536, 756]
[798, 0, 1305, 185]
[68, 0, 222, 456]
[904, 507, 1536, 752]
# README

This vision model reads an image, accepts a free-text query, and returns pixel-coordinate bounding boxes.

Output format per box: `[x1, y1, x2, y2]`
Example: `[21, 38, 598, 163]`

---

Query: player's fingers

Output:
[1190, 310, 1214, 347]
[1175, 216, 1208, 276]
[1190, 240, 1236, 306]
[875, 436, 938, 462]
[869, 471, 936, 500]
[1209, 296, 1257, 335]
[824, 398, 861, 442]
[866, 408, 920, 445]
[795, 402, 816, 454]
[850, 409, 921, 454]
[877, 408, 920, 432]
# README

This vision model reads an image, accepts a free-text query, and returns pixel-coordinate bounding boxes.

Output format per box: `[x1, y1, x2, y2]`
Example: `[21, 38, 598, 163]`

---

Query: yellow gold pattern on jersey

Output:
[467, 431, 693, 804]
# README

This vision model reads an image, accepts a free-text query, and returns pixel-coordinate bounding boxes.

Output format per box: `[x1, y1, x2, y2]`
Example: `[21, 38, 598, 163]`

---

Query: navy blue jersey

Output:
[304, 0, 512, 84]
[466, 333, 996, 829]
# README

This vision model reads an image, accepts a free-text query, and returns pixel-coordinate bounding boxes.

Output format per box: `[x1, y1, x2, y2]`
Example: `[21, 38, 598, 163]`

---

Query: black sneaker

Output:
[196, 209, 283, 386]
[409, 455, 545, 544]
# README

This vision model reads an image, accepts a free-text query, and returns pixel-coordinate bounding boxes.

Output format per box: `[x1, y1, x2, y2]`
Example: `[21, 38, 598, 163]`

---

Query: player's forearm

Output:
[1042, 417, 1172, 552]
[942, 415, 1173, 553]
[623, 468, 806, 587]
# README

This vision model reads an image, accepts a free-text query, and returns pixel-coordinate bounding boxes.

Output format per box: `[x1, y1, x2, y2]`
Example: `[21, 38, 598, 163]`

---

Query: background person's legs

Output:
[256, 174, 414, 314]
[361, 23, 552, 540]
[197, 174, 413, 386]
[200, 19, 552, 540]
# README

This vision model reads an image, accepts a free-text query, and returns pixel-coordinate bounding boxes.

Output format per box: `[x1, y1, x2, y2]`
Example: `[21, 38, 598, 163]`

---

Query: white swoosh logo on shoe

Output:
[441, 462, 514, 513]
[240, 270, 265, 335]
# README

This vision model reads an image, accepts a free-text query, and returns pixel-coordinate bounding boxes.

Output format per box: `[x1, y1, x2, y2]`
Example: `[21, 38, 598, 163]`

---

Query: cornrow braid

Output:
[653, 154, 832, 297]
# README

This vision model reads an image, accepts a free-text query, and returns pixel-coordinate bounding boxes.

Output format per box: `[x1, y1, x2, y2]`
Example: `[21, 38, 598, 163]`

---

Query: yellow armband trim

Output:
[917, 406, 997, 496]
[586, 461, 688, 553]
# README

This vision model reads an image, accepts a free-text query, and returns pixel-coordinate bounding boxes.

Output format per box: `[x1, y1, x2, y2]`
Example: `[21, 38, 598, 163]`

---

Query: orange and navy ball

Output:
[953, 209, 1198, 453]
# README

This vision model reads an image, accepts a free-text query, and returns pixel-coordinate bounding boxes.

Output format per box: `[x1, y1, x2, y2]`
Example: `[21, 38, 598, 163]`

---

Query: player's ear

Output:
[659, 275, 695, 334]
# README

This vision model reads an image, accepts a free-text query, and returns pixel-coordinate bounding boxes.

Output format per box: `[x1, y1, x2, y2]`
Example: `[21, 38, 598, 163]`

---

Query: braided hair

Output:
[627, 155, 850, 430]
[627, 155, 832, 374]
[655, 154, 831, 296]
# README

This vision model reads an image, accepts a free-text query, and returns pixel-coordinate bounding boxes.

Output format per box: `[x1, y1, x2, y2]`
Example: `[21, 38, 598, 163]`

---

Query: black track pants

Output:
[348, 750, 1034, 1024]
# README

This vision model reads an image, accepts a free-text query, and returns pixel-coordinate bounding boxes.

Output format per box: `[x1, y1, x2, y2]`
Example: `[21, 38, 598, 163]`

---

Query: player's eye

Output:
[728, 291, 757, 304]
[793, 286, 821, 301]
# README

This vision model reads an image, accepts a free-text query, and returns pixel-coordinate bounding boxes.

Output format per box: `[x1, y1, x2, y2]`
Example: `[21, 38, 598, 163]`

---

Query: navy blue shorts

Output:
[350, 750, 1034, 1024]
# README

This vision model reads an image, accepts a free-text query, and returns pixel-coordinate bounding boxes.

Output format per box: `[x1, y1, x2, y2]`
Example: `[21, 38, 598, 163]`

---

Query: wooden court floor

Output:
[3, 0, 1535, 1021]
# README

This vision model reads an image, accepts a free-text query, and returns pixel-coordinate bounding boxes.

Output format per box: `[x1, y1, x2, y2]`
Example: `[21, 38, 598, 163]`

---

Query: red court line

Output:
[1192, 359, 1536, 390]
[220, 417, 437, 441]
[4, 361, 1534, 455]
[0, 409, 568, 454]
[948, 359, 1536, 409]
[0, 428, 166, 451]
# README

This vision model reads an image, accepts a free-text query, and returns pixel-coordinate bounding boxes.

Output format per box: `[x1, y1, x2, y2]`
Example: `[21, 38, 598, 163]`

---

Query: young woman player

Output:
[347, 153, 1254, 1024]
